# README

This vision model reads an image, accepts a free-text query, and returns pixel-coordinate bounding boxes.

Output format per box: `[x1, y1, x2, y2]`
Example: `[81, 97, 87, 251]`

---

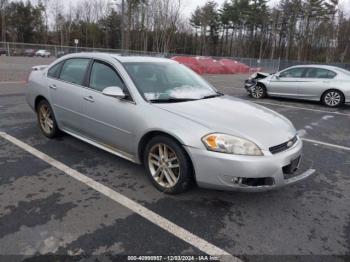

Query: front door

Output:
[268, 67, 307, 98]
[82, 60, 137, 156]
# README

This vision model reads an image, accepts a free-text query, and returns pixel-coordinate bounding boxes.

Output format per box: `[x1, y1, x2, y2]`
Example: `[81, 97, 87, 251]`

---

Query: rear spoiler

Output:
[32, 65, 48, 71]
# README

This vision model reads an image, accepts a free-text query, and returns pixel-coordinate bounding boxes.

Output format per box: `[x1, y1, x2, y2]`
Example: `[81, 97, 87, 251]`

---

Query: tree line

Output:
[0, 0, 349, 62]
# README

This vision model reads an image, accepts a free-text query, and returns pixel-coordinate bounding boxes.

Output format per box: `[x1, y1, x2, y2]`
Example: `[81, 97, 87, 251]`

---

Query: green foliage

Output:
[4, 0, 45, 43]
[0, 0, 349, 62]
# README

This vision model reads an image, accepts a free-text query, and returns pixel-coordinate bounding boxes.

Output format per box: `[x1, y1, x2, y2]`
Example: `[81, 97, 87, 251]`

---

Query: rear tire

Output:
[143, 136, 193, 194]
[251, 84, 267, 99]
[36, 99, 60, 138]
[321, 90, 345, 107]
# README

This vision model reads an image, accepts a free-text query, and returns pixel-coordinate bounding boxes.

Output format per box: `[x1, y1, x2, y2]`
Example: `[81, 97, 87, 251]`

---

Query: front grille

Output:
[269, 136, 298, 154]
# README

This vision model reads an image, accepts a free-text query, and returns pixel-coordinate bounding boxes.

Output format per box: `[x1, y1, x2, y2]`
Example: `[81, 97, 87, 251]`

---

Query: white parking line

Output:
[0, 131, 238, 260]
[253, 101, 350, 116]
[302, 138, 350, 151]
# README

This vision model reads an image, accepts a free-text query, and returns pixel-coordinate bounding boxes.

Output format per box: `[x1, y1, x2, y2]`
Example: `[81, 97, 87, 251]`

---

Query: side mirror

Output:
[274, 74, 280, 80]
[102, 86, 126, 99]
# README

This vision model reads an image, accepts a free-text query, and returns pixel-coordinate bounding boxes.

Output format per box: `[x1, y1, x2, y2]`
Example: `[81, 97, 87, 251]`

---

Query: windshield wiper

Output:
[149, 97, 199, 103]
[201, 92, 224, 99]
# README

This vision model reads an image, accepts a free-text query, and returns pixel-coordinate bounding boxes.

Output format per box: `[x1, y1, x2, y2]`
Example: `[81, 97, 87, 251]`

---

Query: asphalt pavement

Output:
[0, 72, 349, 261]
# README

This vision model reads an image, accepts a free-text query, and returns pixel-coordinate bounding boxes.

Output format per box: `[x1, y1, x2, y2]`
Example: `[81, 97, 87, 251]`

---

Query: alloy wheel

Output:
[251, 85, 264, 99]
[324, 91, 341, 107]
[148, 143, 180, 188]
[39, 104, 54, 134]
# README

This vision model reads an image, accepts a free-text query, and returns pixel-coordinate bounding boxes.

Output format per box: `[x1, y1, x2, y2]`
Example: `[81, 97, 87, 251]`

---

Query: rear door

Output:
[267, 67, 307, 98]
[298, 67, 337, 100]
[48, 58, 91, 135]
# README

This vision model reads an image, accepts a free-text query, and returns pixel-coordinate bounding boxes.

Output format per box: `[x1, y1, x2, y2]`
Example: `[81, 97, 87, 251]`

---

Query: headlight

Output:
[202, 133, 263, 156]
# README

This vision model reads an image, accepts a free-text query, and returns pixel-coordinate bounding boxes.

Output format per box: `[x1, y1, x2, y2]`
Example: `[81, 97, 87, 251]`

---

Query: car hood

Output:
[154, 96, 296, 150]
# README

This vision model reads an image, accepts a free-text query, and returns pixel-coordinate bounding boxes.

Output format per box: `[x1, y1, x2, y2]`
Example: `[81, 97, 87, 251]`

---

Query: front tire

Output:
[322, 90, 345, 107]
[37, 100, 60, 138]
[143, 136, 193, 194]
[251, 84, 267, 99]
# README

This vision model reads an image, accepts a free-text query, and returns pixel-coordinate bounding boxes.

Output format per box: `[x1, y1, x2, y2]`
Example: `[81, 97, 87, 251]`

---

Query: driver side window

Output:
[89, 61, 124, 92]
[279, 68, 306, 78]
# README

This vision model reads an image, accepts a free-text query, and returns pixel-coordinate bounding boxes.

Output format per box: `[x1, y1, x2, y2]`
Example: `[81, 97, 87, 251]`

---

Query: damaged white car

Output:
[245, 65, 350, 107]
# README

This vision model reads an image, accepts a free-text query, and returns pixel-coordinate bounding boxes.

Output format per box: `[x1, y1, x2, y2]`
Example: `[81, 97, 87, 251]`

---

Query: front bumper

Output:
[185, 139, 315, 192]
[244, 80, 256, 93]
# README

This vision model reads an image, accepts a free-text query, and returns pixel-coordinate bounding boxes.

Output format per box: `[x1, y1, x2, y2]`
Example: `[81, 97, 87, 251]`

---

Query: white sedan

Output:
[35, 50, 51, 58]
[245, 65, 350, 107]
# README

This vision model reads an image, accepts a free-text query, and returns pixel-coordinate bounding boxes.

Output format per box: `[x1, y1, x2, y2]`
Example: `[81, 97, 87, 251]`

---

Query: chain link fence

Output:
[1, 41, 350, 74]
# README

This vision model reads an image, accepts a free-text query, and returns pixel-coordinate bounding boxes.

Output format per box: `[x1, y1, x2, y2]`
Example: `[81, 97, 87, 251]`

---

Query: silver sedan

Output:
[246, 65, 350, 107]
[26, 53, 314, 194]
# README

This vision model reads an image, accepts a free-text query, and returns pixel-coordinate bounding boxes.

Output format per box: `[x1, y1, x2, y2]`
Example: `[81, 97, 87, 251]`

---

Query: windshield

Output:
[123, 62, 218, 102]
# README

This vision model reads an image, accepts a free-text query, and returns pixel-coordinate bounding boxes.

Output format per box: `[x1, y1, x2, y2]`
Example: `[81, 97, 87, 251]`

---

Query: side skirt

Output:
[61, 128, 138, 164]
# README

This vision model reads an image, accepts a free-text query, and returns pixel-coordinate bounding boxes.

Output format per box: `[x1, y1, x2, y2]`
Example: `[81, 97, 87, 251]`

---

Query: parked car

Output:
[24, 49, 36, 57]
[245, 65, 350, 107]
[56, 51, 66, 58]
[0, 48, 7, 56]
[26, 53, 314, 194]
[35, 49, 51, 57]
[10, 49, 20, 56]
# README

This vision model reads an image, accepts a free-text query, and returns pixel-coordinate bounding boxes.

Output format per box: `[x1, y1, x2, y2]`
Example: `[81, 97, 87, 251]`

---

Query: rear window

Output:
[47, 62, 63, 78]
[304, 68, 336, 79]
[59, 58, 90, 85]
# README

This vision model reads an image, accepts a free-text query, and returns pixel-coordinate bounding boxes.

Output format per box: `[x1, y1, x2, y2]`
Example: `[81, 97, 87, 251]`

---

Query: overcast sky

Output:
[182, 0, 350, 17]
[26, 0, 350, 17]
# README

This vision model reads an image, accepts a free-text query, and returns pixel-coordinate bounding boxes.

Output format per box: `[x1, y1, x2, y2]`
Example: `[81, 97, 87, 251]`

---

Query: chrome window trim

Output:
[304, 67, 337, 79]
[47, 57, 136, 105]
[87, 58, 136, 104]
[279, 67, 307, 78]
[55, 57, 91, 85]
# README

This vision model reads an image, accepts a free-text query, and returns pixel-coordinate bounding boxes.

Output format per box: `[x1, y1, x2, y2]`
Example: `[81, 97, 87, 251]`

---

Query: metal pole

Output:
[121, 0, 125, 51]
[1, 2, 6, 43]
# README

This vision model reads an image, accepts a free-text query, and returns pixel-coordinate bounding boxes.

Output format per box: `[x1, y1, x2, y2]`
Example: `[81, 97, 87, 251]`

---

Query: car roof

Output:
[287, 64, 344, 71]
[59, 52, 175, 64]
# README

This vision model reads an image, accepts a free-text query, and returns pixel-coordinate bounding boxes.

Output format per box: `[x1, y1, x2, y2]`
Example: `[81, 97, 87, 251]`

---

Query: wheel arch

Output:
[137, 130, 195, 172]
[34, 95, 49, 111]
[256, 81, 267, 90]
[320, 88, 345, 102]
[138, 130, 184, 162]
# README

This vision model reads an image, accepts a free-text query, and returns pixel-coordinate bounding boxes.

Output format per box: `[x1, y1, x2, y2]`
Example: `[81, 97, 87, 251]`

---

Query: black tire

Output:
[251, 84, 267, 99]
[321, 89, 345, 107]
[36, 99, 60, 138]
[143, 136, 194, 194]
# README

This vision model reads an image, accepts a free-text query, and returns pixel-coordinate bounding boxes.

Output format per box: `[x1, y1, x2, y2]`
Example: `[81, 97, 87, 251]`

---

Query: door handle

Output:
[49, 84, 57, 90]
[83, 96, 95, 102]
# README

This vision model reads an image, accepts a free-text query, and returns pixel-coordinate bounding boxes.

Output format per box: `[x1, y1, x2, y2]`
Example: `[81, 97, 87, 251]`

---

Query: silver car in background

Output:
[26, 53, 314, 194]
[246, 65, 350, 107]
[35, 49, 51, 58]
